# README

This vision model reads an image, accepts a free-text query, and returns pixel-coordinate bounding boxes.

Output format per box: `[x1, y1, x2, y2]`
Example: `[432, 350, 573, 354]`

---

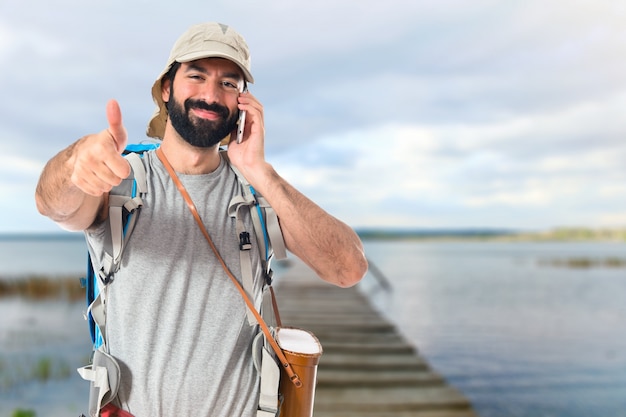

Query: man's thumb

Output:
[106, 99, 128, 153]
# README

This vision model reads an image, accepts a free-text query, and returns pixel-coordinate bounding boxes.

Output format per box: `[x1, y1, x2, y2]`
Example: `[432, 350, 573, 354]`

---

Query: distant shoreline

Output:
[356, 227, 626, 242]
[356, 228, 515, 240]
[1, 227, 625, 242]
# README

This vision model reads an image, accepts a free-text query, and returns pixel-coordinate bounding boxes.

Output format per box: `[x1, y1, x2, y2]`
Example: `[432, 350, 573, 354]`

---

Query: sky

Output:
[1, 0, 625, 233]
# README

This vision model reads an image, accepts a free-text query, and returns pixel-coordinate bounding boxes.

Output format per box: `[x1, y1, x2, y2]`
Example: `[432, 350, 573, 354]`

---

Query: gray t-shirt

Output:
[86, 150, 263, 417]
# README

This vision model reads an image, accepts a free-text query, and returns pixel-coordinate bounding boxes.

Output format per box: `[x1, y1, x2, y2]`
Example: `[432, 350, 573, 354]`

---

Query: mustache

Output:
[185, 99, 230, 119]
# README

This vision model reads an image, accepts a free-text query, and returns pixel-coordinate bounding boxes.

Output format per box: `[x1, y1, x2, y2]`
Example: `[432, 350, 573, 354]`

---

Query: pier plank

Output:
[317, 369, 445, 387]
[314, 386, 472, 411]
[321, 352, 429, 371]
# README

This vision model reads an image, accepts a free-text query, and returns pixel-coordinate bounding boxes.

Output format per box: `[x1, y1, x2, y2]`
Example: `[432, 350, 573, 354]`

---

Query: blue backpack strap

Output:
[83, 253, 102, 346]
[123, 143, 160, 155]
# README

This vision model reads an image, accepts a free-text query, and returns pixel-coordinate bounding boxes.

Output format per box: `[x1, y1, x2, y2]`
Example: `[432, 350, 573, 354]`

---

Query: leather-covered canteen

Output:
[253, 326, 323, 417]
[277, 328, 323, 417]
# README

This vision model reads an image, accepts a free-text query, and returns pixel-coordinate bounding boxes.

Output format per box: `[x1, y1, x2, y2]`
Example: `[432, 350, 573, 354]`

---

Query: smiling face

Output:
[162, 58, 244, 148]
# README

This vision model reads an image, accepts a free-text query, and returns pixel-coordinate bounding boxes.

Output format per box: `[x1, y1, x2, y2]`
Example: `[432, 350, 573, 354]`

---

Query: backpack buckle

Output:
[264, 269, 274, 286]
[98, 268, 113, 285]
[239, 232, 252, 251]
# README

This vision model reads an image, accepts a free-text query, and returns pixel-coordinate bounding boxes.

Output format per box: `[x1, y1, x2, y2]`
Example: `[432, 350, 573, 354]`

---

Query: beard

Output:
[166, 92, 239, 148]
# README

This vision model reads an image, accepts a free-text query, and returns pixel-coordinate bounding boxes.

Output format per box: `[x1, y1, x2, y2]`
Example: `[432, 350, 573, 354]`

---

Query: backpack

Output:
[78, 141, 287, 416]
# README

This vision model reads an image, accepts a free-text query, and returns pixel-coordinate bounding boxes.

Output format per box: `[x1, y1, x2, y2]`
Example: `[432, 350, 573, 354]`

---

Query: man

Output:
[35, 22, 367, 416]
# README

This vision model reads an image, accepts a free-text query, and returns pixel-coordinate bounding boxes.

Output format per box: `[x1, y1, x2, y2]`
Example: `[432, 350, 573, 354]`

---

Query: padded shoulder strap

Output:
[88, 151, 149, 352]
[222, 150, 287, 326]
[99, 152, 148, 284]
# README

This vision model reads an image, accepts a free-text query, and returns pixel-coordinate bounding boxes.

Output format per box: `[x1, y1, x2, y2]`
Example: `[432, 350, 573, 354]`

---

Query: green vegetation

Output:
[1, 355, 72, 390]
[539, 257, 626, 269]
[511, 227, 626, 242]
[32, 356, 71, 381]
[12, 410, 36, 417]
[0, 276, 84, 301]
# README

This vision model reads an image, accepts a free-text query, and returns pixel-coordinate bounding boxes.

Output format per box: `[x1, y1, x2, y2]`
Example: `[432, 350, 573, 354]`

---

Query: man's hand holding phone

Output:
[227, 85, 268, 181]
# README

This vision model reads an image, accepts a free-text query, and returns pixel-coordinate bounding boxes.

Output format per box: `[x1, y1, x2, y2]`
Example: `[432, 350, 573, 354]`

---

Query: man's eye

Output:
[223, 81, 238, 89]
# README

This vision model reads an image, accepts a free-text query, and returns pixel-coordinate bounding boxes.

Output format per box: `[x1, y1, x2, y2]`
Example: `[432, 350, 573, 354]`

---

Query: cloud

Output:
[271, 89, 626, 229]
[259, 1, 626, 158]
[0, 154, 42, 180]
[1, 0, 625, 232]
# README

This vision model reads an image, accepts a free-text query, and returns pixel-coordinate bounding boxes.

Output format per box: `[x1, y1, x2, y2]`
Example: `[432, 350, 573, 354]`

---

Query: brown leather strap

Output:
[269, 286, 282, 327]
[156, 147, 301, 388]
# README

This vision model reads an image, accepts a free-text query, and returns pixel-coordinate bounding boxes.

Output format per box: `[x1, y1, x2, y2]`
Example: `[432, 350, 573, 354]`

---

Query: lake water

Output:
[0, 234, 86, 277]
[1, 235, 625, 416]
[361, 240, 626, 417]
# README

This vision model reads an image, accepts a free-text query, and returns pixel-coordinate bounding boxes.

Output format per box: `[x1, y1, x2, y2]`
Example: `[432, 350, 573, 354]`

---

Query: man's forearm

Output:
[252, 164, 367, 287]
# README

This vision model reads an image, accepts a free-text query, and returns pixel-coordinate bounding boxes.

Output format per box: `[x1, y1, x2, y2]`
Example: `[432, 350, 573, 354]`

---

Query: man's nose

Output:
[197, 81, 223, 103]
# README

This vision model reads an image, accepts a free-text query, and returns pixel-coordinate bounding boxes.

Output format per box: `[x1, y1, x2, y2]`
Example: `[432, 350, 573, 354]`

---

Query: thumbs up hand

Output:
[69, 99, 132, 196]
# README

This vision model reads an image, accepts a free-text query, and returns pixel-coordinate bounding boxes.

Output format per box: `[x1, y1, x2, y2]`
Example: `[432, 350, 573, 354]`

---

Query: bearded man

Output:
[35, 22, 367, 417]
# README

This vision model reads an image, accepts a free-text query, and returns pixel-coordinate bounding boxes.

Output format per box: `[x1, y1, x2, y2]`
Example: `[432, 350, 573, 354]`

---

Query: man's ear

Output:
[161, 78, 171, 103]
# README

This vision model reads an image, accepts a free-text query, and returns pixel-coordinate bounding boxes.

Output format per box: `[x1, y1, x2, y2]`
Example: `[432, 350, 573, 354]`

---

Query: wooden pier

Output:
[274, 259, 478, 417]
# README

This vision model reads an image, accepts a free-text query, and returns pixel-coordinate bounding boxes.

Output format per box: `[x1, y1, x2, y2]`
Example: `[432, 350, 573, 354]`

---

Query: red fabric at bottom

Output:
[101, 403, 134, 417]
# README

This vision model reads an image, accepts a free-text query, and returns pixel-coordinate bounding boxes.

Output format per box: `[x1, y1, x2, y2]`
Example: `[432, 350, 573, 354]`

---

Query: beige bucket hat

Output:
[146, 22, 254, 140]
